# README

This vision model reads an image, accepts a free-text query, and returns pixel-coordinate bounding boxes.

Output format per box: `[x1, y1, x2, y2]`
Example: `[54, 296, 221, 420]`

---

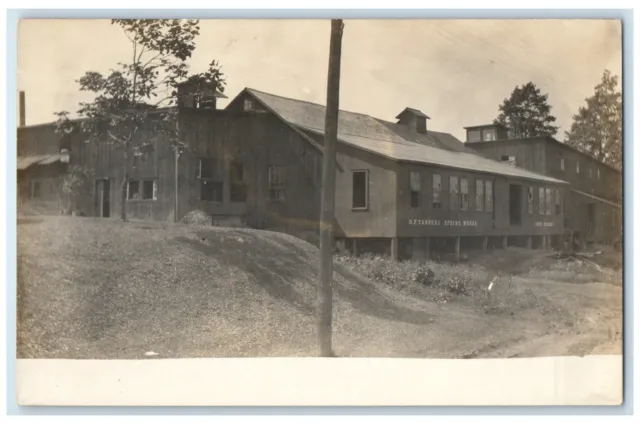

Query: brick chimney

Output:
[19, 91, 25, 127]
[395, 107, 430, 134]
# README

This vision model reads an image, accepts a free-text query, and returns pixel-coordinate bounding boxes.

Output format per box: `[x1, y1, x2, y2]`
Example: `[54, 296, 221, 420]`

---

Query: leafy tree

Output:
[55, 19, 226, 221]
[564, 69, 622, 170]
[60, 165, 94, 214]
[494, 82, 559, 139]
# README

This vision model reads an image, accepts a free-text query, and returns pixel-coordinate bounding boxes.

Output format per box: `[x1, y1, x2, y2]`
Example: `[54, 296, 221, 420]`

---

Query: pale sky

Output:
[17, 19, 622, 141]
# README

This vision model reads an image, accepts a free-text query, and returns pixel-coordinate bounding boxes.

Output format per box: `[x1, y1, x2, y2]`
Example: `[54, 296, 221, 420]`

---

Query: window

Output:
[560, 157, 565, 171]
[538, 187, 545, 215]
[475, 180, 484, 211]
[597, 169, 601, 180]
[449, 176, 459, 210]
[200, 180, 223, 202]
[483, 129, 496, 141]
[545, 188, 552, 215]
[432, 174, 442, 208]
[29, 181, 42, 199]
[527, 186, 534, 214]
[230, 161, 247, 202]
[127, 179, 157, 200]
[501, 155, 516, 167]
[352, 170, 368, 209]
[555, 189, 562, 215]
[485, 180, 493, 212]
[588, 167, 593, 179]
[269, 165, 285, 201]
[198, 158, 216, 179]
[576, 161, 580, 174]
[460, 178, 469, 210]
[409, 171, 421, 208]
[244, 99, 254, 112]
[467, 130, 481, 142]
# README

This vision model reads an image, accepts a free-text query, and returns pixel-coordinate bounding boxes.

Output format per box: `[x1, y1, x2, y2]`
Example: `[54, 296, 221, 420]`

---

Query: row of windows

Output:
[198, 158, 285, 202]
[560, 157, 601, 179]
[407, 171, 494, 212]
[528, 186, 562, 216]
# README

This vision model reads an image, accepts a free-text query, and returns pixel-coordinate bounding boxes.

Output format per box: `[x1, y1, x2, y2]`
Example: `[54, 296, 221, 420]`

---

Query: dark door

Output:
[509, 184, 523, 226]
[95, 179, 111, 218]
[587, 203, 596, 236]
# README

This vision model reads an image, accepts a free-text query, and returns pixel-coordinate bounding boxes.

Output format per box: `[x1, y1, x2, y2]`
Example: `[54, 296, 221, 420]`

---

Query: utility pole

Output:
[318, 19, 344, 357]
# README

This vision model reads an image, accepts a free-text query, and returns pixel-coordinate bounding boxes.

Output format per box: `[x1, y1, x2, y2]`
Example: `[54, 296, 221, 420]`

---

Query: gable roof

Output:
[240, 88, 567, 185]
[395, 107, 430, 120]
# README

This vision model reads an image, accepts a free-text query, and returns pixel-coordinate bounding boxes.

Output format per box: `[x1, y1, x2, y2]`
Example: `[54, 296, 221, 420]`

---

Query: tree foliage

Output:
[494, 82, 559, 139]
[54, 19, 226, 221]
[564, 69, 622, 170]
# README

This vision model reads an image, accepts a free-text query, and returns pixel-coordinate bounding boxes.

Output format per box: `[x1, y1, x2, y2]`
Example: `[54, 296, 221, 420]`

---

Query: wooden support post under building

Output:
[502, 236, 508, 249]
[351, 239, 358, 257]
[391, 238, 399, 261]
[526, 236, 532, 249]
[454, 236, 461, 262]
[482, 236, 488, 251]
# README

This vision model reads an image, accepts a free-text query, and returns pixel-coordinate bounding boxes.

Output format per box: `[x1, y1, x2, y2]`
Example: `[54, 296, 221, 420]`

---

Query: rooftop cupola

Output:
[395, 107, 430, 134]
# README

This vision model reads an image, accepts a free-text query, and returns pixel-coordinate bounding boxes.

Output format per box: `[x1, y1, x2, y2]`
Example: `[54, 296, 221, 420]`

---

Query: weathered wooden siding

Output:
[333, 145, 397, 238]
[17, 124, 62, 156]
[468, 139, 546, 174]
[544, 141, 621, 203]
[177, 109, 322, 238]
[17, 164, 66, 215]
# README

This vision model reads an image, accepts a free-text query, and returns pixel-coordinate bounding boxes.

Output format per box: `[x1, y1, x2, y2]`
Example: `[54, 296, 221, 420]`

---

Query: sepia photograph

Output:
[14, 16, 624, 406]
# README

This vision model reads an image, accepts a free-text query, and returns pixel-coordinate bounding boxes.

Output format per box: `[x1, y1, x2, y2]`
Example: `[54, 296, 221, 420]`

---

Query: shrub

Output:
[181, 210, 211, 225]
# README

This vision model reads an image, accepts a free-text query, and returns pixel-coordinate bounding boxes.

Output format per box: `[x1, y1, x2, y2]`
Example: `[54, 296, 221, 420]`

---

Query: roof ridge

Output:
[245, 87, 397, 123]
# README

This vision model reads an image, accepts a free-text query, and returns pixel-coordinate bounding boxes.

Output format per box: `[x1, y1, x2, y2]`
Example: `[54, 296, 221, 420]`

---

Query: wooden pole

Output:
[174, 150, 180, 223]
[317, 19, 344, 358]
[391, 238, 399, 261]
[454, 236, 461, 262]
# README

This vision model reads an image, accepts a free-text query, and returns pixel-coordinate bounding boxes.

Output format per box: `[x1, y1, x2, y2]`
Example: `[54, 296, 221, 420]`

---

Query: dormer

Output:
[463, 123, 509, 143]
[176, 80, 228, 110]
[395, 107, 430, 134]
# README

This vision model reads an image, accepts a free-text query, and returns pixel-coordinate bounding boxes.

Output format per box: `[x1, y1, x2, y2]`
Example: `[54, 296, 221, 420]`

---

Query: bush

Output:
[180, 210, 211, 225]
[335, 253, 487, 299]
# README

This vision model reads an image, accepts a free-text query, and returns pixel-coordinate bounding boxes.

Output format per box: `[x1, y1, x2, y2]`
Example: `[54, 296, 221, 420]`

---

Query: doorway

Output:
[95, 179, 111, 218]
[509, 184, 523, 226]
[587, 203, 596, 236]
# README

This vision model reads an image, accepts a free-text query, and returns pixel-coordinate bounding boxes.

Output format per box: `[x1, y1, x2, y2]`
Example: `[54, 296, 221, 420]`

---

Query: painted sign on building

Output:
[535, 222, 554, 227]
[408, 219, 478, 227]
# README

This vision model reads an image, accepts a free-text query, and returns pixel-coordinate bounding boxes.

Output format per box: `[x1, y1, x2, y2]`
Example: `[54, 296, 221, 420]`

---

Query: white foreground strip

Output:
[16, 355, 622, 406]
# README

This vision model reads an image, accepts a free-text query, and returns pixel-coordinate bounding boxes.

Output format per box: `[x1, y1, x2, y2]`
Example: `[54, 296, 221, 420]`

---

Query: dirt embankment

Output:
[17, 216, 622, 359]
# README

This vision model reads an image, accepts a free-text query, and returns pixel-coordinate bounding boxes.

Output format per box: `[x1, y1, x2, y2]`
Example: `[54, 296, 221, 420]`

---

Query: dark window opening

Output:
[127, 181, 140, 200]
[128, 179, 157, 200]
[268, 165, 285, 201]
[409, 171, 420, 208]
[143, 180, 154, 200]
[475, 179, 484, 211]
[198, 158, 216, 179]
[460, 178, 469, 211]
[485, 180, 494, 212]
[201, 180, 223, 202]
[30, 181, 41, 199]
[230, 162, 247, 202]
[352, 170, 368, 209]
[432, 174, 442, 209]
[449, 176, 459, 210]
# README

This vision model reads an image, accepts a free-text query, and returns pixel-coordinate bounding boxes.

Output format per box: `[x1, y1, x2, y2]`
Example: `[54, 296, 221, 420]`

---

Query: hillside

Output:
[17, 216, 622, 359]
